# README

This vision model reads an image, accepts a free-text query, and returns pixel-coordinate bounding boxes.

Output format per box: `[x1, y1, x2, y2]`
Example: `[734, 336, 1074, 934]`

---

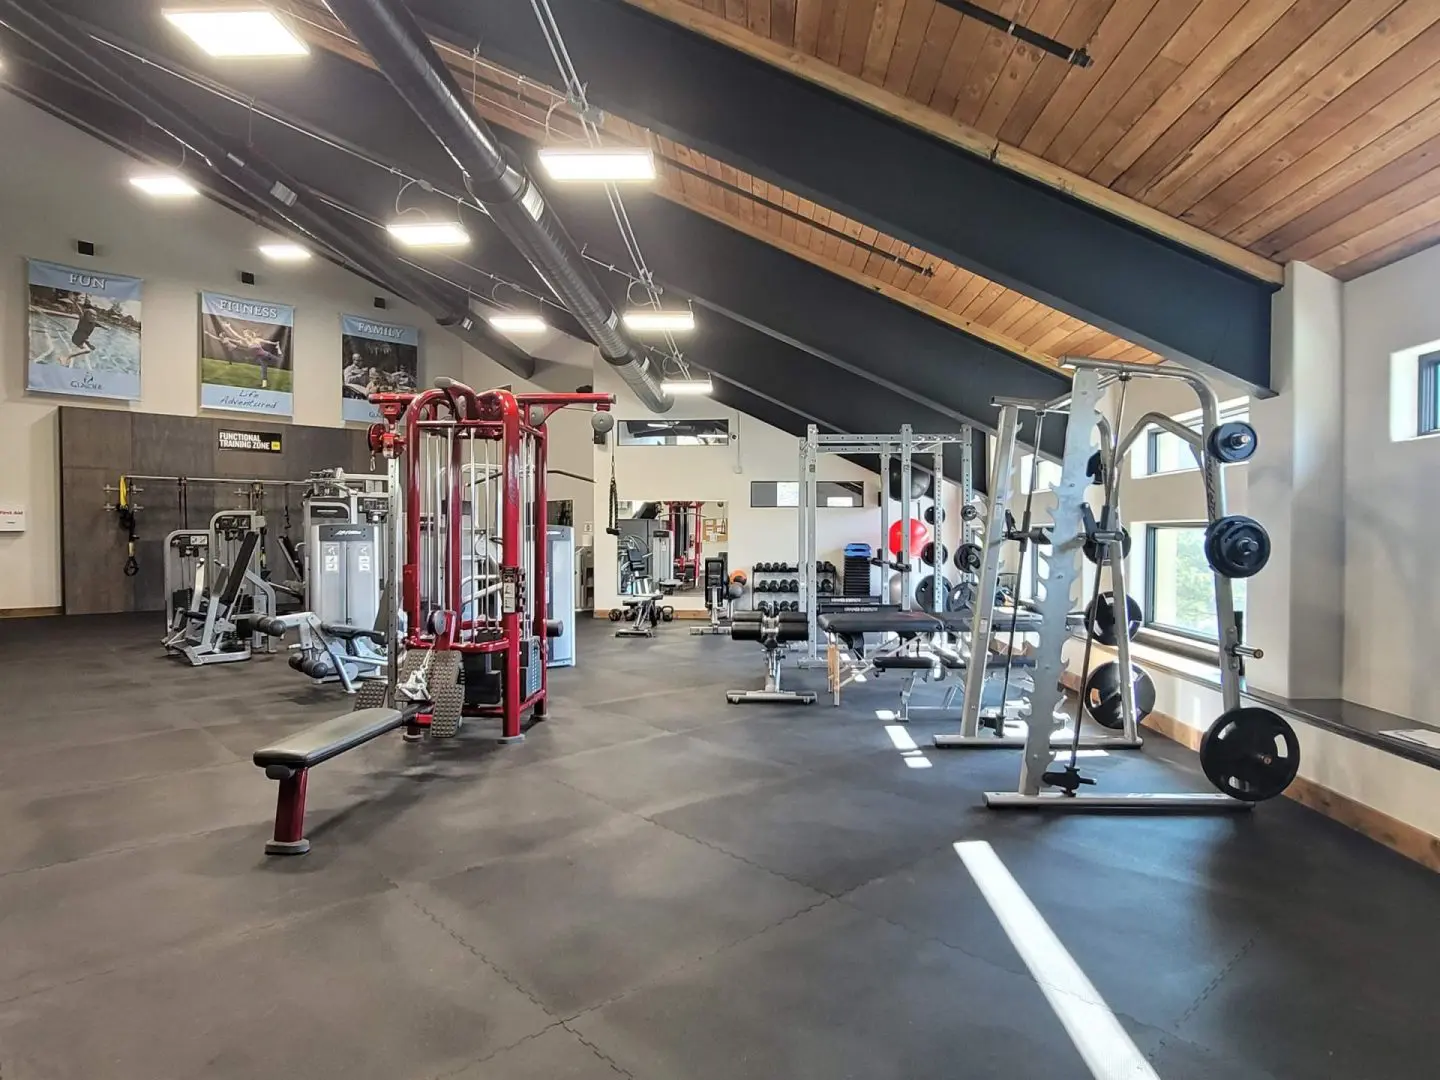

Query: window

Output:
[618, 418, 729, 446]
[1418, 352, 1440, 436]
[1142, 400, 1249, 476]
[750, 480, 864, 508]
[1016, 453, 1062, 495]
[1144, 524, 1245, 644]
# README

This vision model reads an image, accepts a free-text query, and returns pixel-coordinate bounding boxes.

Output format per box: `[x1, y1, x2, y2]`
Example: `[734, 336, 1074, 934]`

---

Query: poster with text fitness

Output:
[198, 292, 295, 416]
[26, 258, 143, 401]
[341, 314, 419, 424]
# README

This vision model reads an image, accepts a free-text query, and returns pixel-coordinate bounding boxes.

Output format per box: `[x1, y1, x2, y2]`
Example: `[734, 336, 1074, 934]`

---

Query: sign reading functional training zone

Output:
[26, 258, 143, 401]
[199, 291, 295, 416]
[217, 429, 283, 454]
[341, 314, 419, 424]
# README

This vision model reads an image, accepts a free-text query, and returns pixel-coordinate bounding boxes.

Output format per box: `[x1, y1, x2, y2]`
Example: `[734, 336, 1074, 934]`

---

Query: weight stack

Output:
[843, 543, 873, 598]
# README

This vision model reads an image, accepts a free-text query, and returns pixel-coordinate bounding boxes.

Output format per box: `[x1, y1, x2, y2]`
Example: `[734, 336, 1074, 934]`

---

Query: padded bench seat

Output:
[254, 707, 405, 772]
[817, 609, 1046, 636]
[253, 706, 408, 857]
[319, 623, 386, 645]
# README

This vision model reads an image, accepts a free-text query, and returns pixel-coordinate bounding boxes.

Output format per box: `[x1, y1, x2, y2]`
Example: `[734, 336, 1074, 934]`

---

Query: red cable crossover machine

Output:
[365, 377, 614, 741]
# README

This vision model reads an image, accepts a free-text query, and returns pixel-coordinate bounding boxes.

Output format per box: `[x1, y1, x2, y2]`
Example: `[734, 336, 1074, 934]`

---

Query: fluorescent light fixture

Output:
[257, 242, 310, 262]
[538, 146, 656, 182]
[129, 173, 199, 197]
[385, 220, 469, 247]
[623, 309, 695, 333]
[488, 314, 548, 334]
[163, 7, 309, 58]
[661, 377, 712, 396]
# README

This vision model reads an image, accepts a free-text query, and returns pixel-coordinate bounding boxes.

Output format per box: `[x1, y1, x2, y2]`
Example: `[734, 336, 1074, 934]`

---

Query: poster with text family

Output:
[341, 314, 419, 423]
[27, 258, 143, 401]
[199, 292, 295, 416]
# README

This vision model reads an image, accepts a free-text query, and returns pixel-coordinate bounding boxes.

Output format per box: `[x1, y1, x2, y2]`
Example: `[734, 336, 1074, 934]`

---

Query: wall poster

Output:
[199, 291, 294, 415]
[26, 258, 143, 400]
[340, 314, 419, 423]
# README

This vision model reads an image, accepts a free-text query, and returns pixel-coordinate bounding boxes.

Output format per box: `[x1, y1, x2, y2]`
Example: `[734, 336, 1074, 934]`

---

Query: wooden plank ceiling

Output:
[642, 0, 1440, 281]
[286, 1, 1161, 371]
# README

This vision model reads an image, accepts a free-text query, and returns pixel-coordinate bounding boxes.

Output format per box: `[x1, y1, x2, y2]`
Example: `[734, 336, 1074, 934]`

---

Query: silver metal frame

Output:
[978, 358, 1255, 812]
[797, 424, 973, 666]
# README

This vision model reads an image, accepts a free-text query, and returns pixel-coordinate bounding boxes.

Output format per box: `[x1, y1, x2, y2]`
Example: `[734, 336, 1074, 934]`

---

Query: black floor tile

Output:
[568, 901, 1092, 1080]
[0, 893, 553, 1080]
[413, 815, 824, 1016]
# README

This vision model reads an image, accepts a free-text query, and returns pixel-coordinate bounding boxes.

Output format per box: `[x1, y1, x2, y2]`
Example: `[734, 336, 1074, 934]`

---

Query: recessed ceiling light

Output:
[385, 220, 469, 248]
[129, 173, 200, 197]
[487, 314, 548, 334]
[257, 242, 310, 261]
[661, 377, 712, 395]
[538, 146, 656, 183]
[162, 7, 309, 58]
[622, 309, 694, 333]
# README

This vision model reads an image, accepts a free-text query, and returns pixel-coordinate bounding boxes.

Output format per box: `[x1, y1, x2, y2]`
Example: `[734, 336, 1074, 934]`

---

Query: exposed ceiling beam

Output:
[281, 0, 1080, 375]
[616, 0, 1280, 285]
[406, 0, 1279, 390]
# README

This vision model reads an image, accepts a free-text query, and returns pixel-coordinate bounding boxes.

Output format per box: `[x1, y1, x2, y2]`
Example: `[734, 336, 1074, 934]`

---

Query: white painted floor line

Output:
[954, 841, 1160, 1080]
[884, 724, 919, 751]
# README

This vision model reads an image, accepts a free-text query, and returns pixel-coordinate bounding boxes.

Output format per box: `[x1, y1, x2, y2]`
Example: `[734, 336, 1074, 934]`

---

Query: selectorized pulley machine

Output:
[161, 510, 277, 666]
[355, 378, 615, 740]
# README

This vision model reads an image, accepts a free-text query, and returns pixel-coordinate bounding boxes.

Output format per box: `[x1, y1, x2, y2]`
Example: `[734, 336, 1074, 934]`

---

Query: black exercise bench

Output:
[253, 707, 408, 855]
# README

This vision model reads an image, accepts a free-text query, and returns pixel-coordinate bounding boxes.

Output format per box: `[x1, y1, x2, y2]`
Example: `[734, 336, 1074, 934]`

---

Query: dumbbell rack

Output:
[751, 563, 801, 613]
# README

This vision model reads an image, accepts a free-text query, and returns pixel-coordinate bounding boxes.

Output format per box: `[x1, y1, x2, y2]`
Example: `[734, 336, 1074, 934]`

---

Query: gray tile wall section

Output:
[59, 408, 372, 615]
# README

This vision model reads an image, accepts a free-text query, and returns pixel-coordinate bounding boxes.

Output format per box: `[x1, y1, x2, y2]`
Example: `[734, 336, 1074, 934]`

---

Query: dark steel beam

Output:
[414, 0, 1278, 390]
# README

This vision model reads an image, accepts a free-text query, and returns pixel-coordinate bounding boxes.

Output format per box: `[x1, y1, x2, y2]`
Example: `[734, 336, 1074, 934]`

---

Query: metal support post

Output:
[899, 424, 913, 612]
[931, 438, 945, 613]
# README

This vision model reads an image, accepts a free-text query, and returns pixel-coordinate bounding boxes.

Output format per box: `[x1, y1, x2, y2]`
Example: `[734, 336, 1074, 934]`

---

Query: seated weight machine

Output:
[726, 608, 816, 704]
[968, 358, 1296, 810]
[609, 536, 674, 636]
[162, 510, 277, 665]
[692, 557, 745, 636]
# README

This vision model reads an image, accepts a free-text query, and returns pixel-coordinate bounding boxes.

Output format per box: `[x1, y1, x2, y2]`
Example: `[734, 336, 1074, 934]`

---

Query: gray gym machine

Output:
[981, 358, 1264, 811]
[726, 609, 817, 704]
[162, 510, 276, 665]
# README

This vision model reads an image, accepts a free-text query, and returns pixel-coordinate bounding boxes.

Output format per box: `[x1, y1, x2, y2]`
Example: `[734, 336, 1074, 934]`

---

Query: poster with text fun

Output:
[341, 314, 419, 423]
[199, 291, 295, 416]
[27, 258, 143, 401]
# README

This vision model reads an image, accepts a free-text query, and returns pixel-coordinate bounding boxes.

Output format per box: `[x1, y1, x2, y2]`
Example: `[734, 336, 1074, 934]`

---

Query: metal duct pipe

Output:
[325, 0, 672, 413]
[0, 2, 536, 379]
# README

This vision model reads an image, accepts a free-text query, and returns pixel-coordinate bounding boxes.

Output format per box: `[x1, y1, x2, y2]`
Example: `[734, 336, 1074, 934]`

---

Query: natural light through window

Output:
[1145, 524, 1245, 643]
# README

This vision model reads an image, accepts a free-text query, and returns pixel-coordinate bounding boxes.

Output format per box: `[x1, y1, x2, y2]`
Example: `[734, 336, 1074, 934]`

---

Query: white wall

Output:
[591, 365, 875, 611]
[1342, 242, 1440, 721]
[0, 94, 476, 610]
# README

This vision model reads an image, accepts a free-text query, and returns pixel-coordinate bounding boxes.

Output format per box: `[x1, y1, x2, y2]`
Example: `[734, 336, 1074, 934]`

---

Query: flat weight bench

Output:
[253, 707, 407, 855]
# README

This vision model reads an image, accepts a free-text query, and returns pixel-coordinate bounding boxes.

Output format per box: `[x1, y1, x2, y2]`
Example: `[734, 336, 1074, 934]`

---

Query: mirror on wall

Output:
[614, 500, 728, 598]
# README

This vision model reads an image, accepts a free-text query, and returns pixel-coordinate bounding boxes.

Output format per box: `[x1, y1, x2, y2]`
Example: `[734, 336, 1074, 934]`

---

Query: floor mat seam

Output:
[1174, 935, 1256, 1028]
[561, 1021, 636, 1078]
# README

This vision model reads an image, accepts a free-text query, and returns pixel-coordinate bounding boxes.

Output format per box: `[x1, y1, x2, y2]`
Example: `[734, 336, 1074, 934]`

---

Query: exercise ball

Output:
[887, 573, 906, 605]
[887, 518, 931, 557]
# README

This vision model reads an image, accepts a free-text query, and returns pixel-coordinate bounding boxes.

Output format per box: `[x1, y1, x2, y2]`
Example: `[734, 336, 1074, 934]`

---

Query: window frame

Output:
[1418, 351, 1440, 436]
[1142, 522, 1233, 646]
[1141, 399, 1249, 478]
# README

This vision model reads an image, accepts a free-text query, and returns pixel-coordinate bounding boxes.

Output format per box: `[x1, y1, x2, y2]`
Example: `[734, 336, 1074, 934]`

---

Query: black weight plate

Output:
[914, 573, 950, 611]
[948, 580, 976, 612]
[1200, 707, 1300, 802]
[954, 542, 983, 573]
[1083, 525, 1131, 566]
[1086, 450, 1105, 486]
[923, 504, 945, 525]
[1084, 592, 1143, 646]
[1082, 661, 1156, 731]
[920, 541, 948, 567]
[1207, 421, 1257, 464]
[1204, 515, 1271, 578]
[960, 502, 981, 522]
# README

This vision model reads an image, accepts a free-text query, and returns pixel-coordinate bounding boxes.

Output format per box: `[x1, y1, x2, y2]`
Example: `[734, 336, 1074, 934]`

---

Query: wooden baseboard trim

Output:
[0, 606, 62, 619]
[1060, 670, 1439, 871]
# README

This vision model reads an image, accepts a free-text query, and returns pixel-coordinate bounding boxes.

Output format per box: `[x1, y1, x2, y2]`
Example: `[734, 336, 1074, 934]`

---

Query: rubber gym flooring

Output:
[0, 613, 1435, 1080]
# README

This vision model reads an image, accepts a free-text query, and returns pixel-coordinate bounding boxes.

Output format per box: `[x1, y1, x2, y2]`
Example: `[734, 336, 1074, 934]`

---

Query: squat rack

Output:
[796, 423, 976, 662]
[979, 358, 1256, 811]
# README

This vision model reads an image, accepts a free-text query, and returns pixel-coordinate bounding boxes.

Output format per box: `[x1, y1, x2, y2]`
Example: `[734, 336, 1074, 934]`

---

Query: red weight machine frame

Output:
[369, 379, 613, 740]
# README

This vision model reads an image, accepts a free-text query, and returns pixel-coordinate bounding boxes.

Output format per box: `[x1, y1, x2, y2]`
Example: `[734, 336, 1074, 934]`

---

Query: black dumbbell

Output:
[788, 579, 799, 593]
[819, 579, 834, 594]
